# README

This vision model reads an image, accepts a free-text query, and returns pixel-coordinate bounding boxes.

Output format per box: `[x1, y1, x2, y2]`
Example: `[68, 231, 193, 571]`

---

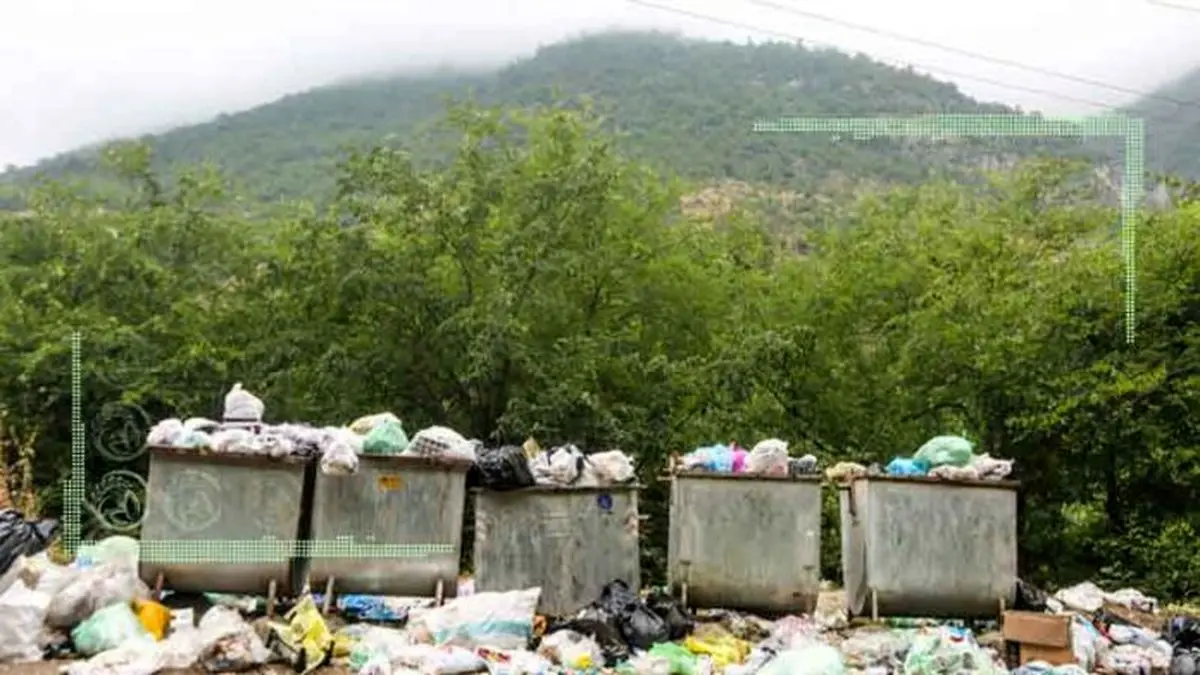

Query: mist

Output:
[4, 0, 1200, 168]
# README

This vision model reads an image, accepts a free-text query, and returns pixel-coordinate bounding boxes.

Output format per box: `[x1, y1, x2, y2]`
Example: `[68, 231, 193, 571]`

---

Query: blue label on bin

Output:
[597, 493, 613, 512]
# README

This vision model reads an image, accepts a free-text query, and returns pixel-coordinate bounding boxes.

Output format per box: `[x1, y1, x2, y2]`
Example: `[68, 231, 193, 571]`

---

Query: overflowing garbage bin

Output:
[839, 475, 1019, 619]
[668, 471, 822, 613]
[473, 485, 642, 616]
[306, 454, 473, 601]
[138, 446, 311, 599]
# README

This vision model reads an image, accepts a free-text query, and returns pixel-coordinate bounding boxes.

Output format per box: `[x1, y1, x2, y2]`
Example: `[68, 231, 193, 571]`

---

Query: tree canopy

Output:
[2, 100, 1198, 599]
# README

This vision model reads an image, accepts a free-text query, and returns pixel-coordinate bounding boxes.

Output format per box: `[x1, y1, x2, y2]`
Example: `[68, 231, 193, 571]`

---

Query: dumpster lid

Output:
[671, 470, 821, 483]
[836, 474, 1020, 490]
[471, 482, 644, 494]
[147, 444, 312, 467]
[356, 453, 475, 472]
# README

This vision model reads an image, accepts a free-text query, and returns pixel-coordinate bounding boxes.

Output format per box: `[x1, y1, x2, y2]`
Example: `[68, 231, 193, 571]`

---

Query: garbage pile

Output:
[673, 438, 819, 477]
[471, 439, 638, 490]
[825, 435, 1015, 484]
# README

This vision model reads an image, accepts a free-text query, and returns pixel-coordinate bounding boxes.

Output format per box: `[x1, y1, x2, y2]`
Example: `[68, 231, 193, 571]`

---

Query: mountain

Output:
[1125, 68, 1200, 180]
[1, 31, 1087, 205]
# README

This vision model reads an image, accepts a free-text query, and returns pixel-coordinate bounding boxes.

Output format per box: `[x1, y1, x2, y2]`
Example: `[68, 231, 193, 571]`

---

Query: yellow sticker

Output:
[377, 474, 403, 491]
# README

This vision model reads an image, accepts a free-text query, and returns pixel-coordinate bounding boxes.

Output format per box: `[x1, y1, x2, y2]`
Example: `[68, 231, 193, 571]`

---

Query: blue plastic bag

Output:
[886, 457, 930, 476]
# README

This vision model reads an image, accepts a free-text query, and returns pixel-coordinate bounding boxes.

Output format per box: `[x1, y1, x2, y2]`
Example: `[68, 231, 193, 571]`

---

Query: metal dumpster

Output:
[306, 455, 473, 599]
[473, 485, 641, 616]
[839, 475, 1019, 619]
[668, 472, 822, 613]
[139, 446, 311, 597]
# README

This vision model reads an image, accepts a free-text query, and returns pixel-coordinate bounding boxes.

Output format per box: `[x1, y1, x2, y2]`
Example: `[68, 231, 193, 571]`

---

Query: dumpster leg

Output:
[322, 577, 336, 615]
[680, 582, 689, 609]
[435, 579, 445, 607]
[998, 595, 1006, 617]
[267, 579, 278, 618]
[870, 588, 879, 622]
[153, 572, 165, 599]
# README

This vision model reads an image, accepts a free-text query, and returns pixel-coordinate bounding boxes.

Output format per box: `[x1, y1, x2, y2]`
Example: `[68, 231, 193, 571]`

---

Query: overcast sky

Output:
[2, 0, 1199, 168]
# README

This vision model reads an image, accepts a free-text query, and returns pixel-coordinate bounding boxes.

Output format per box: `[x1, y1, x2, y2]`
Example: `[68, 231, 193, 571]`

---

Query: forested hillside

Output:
[0, 31, 1090, 207]
[1126, 67, 1200, 179]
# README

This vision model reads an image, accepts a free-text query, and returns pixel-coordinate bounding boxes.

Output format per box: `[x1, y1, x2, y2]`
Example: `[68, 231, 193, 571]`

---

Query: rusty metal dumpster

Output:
[668, 471, 822, 613]
[473, 485, 641, 616]
[305, 455, 473, 600]
[839, 475, 1019, 619]
[139, 446, 311, 599]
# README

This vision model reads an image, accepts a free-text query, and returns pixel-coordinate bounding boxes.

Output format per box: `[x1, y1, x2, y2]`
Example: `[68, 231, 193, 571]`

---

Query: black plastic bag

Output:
[0, 508, 59, 577]
[546, 609, 630, 666]
[647, 590, 694, 640]
[1013, 579, 1049, 612]
[597, 579, 669, 651]
[1169, 617, 1200, 650]
[468, 445, 536, 491]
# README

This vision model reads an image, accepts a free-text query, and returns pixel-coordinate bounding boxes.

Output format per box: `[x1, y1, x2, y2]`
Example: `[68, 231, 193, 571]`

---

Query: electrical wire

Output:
[741, 0, 1200, 109]
[627, 0, 1178, 112]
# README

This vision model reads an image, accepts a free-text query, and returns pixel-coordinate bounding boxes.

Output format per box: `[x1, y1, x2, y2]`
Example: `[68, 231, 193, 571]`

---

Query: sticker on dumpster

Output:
[597, 493, 613, 512]
[377, 474, 404, 491]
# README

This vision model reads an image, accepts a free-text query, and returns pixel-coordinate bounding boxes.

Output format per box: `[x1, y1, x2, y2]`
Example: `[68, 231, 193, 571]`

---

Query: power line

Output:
[628, 0, 1124, 110]
[740, 0, 1200, 110]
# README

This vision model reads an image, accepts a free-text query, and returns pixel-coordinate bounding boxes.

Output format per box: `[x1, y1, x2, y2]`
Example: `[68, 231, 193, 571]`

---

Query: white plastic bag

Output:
[320, 428, 363, 475]
[0, 579, 50, 663]
[760, 644, 845, 675]
[409, 587, 540, 650]
[72, 602, 155, 656]
[588, 450, 636, 485]
[547, 446, 584, 485]
[538, 629, 605, 669]
[47, 563, 150, 629]
[146, 419, 184, 447]
[746, 439, 790, 476]
[407, 426, 476, 461]
[223, 383, 265, 422]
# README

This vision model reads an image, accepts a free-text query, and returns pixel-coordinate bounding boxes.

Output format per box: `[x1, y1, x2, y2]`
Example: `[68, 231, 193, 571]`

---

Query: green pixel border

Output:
[753, 115, 1142, 345]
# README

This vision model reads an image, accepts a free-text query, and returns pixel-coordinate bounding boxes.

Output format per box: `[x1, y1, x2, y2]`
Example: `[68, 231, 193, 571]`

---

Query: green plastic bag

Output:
[71, 602, 153, 656]
[913, 435, 974, 468]
[649, 642, 699, 675]
[362, 419, 409, 455]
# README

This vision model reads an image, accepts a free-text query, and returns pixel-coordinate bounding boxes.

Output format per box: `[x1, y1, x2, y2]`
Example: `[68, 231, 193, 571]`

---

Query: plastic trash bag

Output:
[681, 444, 738, 473]
[47, 563, 150, 629]
[362, 418, 410, 455]
[196, 605, 272, 671]
[647, 590, 694, 640]
[746, 439, 790, 475]
[407, 426, 476, 461]
[469, 446, 536, 491]
[902, 626, 1003, 675]
[825, 462, 868, 483]
[590, 450, 637, 485]
[268, 594, 335, 674]
[684, 632, 751, 669]
[647, 642, 698, 674]
[0, 508, 59, 581]
[538, 629, 605, 670]
[886, 457, 930, 477]
[146, 419, 185, 446]
[133, 598, 169, 640]
[72, 602, 155, 656]
[319, 428, 362, 475]
[223, 383, 265, 422]
[760, 644, 845, 675]
[913, 435, 975, 468]
[0, 579, 50, 663]
[547, 612, 631, 666]
[971, 454, 1014, 479]
[929, 465, 981, 481]
[409, 587, 540, 650]
[597, 579, 669, 651]
[75, 536, 140, 571]
[790, 454, 819, 475]
[350, 412, 402, 435]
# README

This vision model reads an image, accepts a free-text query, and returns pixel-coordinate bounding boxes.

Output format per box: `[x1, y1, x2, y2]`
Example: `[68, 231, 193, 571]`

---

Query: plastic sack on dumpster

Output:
[350, 412, 402, 435]
[746, 439, 790, 475]
[886, 457, 930, 477]
[0, 508, 59, 581]
[146, 419, 184, 447]
[0, 578, 50, 663]
[223, 383, 265, 422]
[409, 587, 540, 650]
[320, 428, 362, 476]
[72, 602, 155, 656]
[407, 426, 477, 461]
[913, 435, 975, 468]
[470, 445, 536, 491]
[589, 450, 637, 485]
[363, 418, 410, 455]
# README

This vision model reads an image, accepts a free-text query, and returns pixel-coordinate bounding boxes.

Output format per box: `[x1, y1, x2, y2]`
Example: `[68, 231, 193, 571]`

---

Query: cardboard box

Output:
[1002, 610, 1076, 667]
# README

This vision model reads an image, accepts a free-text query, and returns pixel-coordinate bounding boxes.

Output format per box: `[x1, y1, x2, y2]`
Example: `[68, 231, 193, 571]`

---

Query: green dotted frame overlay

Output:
[754, 115, 1142, 344]
[65, 333, 457, 563]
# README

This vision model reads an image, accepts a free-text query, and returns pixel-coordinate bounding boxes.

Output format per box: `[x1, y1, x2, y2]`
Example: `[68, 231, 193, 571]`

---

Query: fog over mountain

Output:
[4, 0, 1199, 168]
